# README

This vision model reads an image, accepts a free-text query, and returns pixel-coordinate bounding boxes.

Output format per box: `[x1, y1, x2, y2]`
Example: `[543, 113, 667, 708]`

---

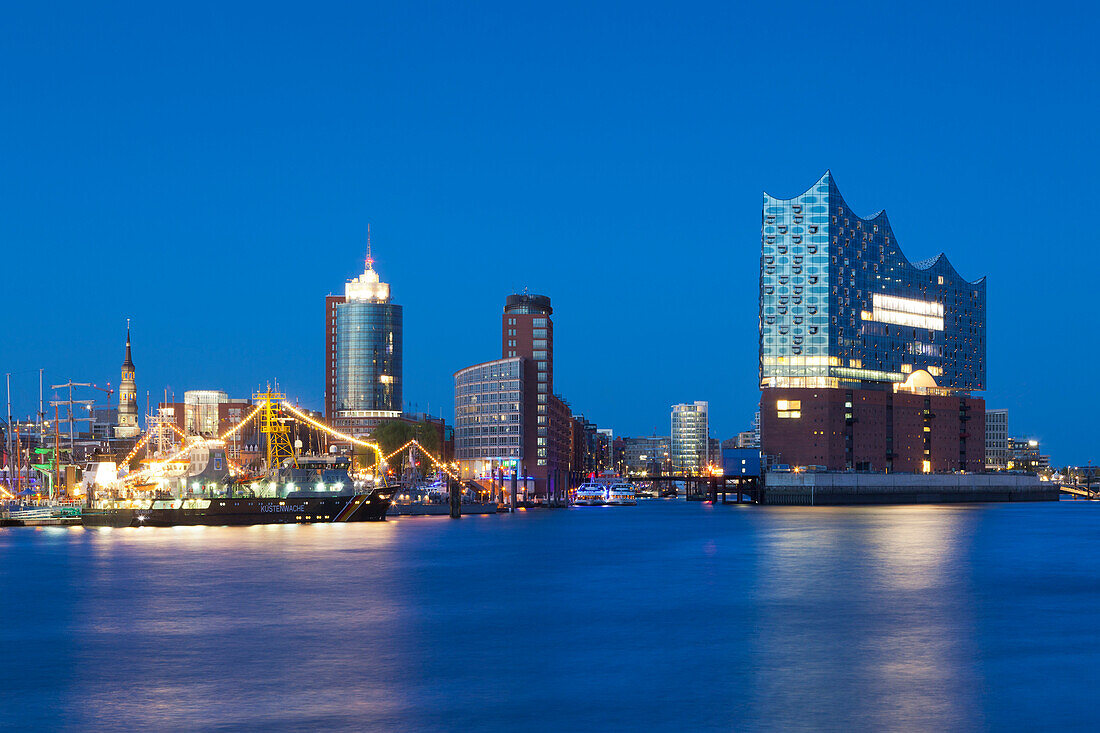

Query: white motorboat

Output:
[604, 483, 637, 506]
[573, 483, 606, 506]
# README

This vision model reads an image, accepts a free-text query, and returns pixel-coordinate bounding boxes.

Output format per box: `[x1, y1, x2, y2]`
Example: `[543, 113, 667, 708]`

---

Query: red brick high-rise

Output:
[502, 294, 570, 499]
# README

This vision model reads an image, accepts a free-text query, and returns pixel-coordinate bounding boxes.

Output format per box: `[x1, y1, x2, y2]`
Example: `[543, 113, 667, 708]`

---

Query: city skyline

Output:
[2, 2, 1097, 463]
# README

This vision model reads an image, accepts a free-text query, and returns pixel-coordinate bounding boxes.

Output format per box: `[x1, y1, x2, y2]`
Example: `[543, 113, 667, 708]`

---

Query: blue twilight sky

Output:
[1, 1, 1097, 464]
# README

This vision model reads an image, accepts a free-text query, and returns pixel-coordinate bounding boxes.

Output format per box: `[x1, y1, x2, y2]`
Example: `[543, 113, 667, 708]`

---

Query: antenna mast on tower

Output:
[365, 223, 374, 270]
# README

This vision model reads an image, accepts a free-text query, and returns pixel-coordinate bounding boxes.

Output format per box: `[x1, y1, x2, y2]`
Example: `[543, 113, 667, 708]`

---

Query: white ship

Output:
[604, 483, 637, 506]
[573, 483, 607, 506]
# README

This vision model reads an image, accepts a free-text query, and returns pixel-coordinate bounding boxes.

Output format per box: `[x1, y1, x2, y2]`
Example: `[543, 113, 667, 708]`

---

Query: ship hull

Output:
[81, 490, 393, 528]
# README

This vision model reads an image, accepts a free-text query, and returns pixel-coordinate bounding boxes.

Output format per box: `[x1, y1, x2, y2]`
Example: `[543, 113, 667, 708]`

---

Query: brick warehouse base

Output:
[763, 471, 1057, 505]
[761, 387, 985, 473]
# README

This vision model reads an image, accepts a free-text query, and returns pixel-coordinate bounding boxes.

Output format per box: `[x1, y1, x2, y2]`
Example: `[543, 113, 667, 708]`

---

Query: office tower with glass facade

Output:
[325, 251, 403, 436]
[671, 402, 709, 473]
[760, 172, 986, 472]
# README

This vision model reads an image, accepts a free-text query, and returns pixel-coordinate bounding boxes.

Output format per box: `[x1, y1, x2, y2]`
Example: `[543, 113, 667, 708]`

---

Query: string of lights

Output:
[278, 402, 460, 482]
[380, 439, 460, 481]
[219, 405, 262, 440]
[120, 439, 223, 485]
[120, 432, 152, 464]
[165, 422, 192, 443]
[279, 402, 382, 457]
[113, 401, 459, 485]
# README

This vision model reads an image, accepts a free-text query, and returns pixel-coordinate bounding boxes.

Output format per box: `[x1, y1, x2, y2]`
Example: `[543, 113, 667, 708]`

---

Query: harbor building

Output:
[759, 172, 986, 472]
[454, 356, 530, 481]
[621, 435, 671, 476]
[114, 322, 140, 439]
[183, 390, 231, 436]
[985, 408, 1009, 469]
[1007, 437, 1050, 474]
[569, 415, 601, 483]
[722, 447, 762, 477]
[502, 293, 572, 494]
[325, 243, 403, 437]
[158, 392, 252, 439]
[671, 402, 709, 474]
[454, 293, 573, 501]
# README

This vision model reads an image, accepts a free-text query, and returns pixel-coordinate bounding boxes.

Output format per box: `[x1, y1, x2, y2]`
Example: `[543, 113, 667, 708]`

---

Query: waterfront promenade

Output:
[2, 500, 1098, 730]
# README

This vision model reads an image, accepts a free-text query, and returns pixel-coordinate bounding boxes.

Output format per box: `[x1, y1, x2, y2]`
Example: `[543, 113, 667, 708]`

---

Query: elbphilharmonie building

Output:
[759, 172, 987, 472]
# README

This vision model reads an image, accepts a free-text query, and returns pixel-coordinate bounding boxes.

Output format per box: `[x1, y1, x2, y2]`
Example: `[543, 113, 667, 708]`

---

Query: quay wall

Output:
[763, 472, 1058, 506]
[389, 503, 500, 516]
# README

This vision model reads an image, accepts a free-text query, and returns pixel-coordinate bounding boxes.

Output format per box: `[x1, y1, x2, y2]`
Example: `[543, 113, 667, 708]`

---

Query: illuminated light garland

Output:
[119, 401, 459, 484]
[279, 402, 382, 456]
[278, 402, 460, 482]
[120, 439, 223, 485]
[121, 441, 192, 484]
[219, 404, 262, 440]
[224, 455, 244, 474]
[121, 432, 153, 464]
[381, 439, 459, 481]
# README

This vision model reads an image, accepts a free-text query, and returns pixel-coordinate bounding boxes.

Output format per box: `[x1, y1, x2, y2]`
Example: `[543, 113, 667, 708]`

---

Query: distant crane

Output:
[48, 381, 115, 496]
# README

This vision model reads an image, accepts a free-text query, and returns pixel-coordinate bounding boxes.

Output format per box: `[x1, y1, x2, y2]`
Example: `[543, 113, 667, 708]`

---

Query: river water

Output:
[1, 500, 1098, 731]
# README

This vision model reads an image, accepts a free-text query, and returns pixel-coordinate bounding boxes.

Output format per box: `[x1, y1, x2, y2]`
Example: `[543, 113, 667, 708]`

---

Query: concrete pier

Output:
[763, 472, 1059, 506]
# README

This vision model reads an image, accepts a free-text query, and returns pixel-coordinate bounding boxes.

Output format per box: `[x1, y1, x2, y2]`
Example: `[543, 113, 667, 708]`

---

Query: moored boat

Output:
[81, 490, 393, 527]
[82, 451, 395, 527]
[573, 483, 607, 506]
[605, 483, 637, 506]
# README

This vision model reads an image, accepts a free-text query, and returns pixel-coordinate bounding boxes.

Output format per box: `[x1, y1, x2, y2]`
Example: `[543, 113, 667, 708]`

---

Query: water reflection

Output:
[749, 506, 983, 730]
[1, 502, 1097, 730]
[4, 523, 407, 729]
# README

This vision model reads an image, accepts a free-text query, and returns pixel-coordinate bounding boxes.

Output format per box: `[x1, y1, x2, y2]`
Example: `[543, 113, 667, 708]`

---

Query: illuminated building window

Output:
[861, 293, 944, 330]
[922, 460, 931, 473]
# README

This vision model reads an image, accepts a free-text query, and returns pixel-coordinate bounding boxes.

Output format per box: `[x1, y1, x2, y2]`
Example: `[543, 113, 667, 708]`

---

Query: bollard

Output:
[449, 479, 461, 518]
[510, 469, 518, 513]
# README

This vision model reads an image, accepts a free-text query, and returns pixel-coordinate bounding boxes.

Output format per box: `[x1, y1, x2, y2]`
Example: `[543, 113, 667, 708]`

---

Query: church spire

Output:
[123, 317, 134, 369]
[115, 319, 140, 438]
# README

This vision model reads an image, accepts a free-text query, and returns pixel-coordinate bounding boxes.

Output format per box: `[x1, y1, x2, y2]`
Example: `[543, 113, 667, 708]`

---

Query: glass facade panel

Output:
[760, 171, 986, 393]
[334, 301, 403, 412]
